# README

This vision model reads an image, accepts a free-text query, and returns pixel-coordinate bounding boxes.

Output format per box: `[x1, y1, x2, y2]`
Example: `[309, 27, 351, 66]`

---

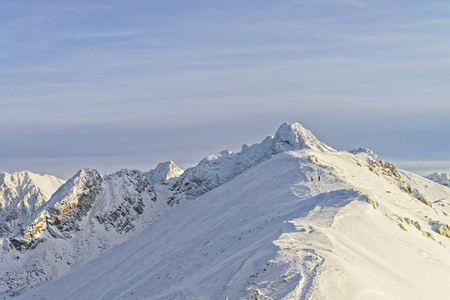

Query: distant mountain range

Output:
[1, 122, 449, 299]
[426, 172, 450, 187]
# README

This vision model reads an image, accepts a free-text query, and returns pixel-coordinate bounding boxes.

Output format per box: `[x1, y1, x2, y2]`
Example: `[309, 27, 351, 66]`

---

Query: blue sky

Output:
[1, 0, 450, 178]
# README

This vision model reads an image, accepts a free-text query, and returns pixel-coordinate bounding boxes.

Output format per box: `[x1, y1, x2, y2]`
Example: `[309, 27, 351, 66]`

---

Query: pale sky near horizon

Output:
[1, 0, 450, 179]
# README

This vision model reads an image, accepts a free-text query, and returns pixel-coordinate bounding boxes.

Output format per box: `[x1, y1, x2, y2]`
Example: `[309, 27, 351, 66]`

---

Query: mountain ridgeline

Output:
[1, 122, 332, 295]
[1, 122, 450, 299]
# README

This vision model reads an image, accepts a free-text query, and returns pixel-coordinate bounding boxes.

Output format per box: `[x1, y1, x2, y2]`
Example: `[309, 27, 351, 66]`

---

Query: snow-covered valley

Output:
[1, 123, 449, 299]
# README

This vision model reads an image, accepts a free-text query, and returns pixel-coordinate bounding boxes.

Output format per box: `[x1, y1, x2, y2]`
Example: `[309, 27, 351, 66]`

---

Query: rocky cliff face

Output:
[351, 148, 432, 207]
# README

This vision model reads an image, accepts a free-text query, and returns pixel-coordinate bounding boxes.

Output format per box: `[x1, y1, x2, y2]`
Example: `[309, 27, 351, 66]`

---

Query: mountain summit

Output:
[2, 122, 450, 300]
[273, 122, 334, 153]
[146, 161, 183, 184]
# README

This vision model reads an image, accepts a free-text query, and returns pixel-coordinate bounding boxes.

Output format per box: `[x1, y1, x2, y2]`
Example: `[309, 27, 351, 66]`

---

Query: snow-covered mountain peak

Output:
[173, 122, 334, 200]
[7, 168, 104, 251]
[44, 168, 103, 212]
[0, 171, 64, 201]
[0, 171, 64, 239]
[50, 167, 103, 207]
[426, 172, 450, 187]
[273, 122, 334, 153]
[147, 161, 183, 184]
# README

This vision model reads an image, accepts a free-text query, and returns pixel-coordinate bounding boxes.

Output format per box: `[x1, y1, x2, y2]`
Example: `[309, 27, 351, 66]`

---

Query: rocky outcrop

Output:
[367, 157, 403, 180]
[397, 182, 432, 207]
[436, 224, 450, 238]
[430, 219, 450, 238]
[352, 149, 431, 207]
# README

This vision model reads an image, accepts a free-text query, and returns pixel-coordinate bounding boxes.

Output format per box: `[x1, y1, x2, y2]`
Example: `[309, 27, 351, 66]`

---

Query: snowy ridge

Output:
[11, 142, 450, 299]
[0, 122, 339, 297]
[173, 122, 334, 200]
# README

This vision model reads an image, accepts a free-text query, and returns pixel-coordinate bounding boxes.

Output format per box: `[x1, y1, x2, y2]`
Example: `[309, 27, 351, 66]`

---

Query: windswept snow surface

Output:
[13, 134, 450, 299]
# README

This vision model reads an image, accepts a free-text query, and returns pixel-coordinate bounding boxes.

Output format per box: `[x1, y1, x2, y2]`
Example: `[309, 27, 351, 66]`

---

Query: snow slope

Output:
[11, 123, 450, 300]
